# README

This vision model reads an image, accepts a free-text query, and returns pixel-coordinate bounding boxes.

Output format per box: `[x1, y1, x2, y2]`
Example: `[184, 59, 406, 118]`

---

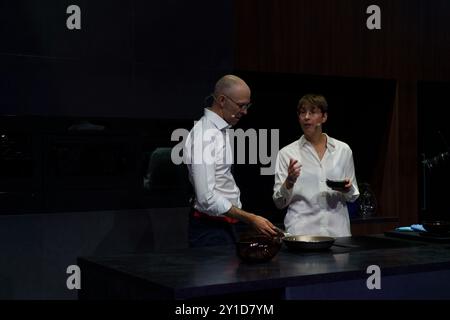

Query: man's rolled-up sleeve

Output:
[190, 161, 232, 216]
[186, 127, 233, 216]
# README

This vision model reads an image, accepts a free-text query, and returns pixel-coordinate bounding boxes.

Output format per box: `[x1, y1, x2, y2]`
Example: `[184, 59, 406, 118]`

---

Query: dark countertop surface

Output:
[79, 235, 450, 298]
[384, 230, 450, 243]
[78, 235, 450, 299]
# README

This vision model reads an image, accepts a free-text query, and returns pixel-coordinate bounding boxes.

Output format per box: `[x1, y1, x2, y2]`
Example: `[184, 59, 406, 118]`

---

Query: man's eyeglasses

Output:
[215, 94, 252, 111]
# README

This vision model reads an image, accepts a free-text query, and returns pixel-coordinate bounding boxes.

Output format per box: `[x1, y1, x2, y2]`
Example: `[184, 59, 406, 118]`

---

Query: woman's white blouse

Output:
[273, 134, 360, 237]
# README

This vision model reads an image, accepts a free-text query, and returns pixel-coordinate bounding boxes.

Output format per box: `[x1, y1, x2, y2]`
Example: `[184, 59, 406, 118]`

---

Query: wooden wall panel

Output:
[235, 0, 420, 79]
[397, 80, 418, 225]
[351, 221, 399, 236]
[377, 87, 399, 218]
[419, 0, 450, 81]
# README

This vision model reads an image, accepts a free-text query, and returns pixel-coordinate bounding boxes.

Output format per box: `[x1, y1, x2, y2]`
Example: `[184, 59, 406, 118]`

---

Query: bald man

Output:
[184, 75, 278, 247]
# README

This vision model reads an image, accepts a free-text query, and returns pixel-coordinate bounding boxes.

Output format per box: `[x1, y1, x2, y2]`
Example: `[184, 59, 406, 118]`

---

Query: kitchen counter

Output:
[78, 235, 450, 300]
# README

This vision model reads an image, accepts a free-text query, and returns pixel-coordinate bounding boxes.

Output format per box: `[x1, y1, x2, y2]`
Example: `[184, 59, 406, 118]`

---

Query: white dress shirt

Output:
[273, 134, 359, 237]
[183, 108, 242, 216]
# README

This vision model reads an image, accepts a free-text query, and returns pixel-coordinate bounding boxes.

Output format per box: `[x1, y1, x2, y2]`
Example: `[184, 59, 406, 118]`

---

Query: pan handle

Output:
[273, 226, 292, 238]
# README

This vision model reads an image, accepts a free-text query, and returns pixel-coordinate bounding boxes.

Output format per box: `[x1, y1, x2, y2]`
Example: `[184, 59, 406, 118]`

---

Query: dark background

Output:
[418, 82, 450, 221]
[0, 0, 233, 119]
[0, 0, 234, 299]
[1, 0, 450, 299]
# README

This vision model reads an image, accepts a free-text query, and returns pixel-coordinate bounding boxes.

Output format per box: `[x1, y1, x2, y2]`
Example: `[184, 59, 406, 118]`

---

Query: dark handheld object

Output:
[283, 235, 335, 251]
[326, 179, 347, 189]
[236, 235, 282, 263]
[422, 221, 450, 235]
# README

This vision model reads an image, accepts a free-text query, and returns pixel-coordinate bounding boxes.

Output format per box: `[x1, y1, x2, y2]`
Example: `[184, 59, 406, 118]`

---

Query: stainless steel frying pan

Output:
[282, 235, 336, 251]
[273, 227, 335, 250]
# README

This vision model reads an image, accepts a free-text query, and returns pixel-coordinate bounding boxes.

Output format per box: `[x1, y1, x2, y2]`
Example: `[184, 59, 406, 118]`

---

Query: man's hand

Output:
[247, 214, 279, 237]
[225, 206, 278, 237]
[285, 158, 301, 189]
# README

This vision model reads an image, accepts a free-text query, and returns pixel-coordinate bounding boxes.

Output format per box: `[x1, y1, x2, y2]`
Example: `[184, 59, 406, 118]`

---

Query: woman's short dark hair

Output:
[297, 94, 328, 113]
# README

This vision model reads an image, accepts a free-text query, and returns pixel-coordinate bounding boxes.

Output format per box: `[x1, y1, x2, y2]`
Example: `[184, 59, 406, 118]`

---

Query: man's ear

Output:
[322, 112, 328, 124]
[216, 95, 226, 109]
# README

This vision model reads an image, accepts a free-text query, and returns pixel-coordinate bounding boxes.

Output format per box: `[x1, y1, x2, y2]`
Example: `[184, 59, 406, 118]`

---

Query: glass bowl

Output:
[236, 235, 282, 263]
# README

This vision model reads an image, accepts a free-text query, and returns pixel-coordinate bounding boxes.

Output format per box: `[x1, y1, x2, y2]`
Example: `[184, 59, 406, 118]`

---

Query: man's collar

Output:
[204, 108, 231, 130]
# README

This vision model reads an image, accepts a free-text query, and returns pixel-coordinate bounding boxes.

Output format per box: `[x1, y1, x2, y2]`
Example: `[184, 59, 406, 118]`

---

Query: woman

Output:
[273, 94, 359, 237]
